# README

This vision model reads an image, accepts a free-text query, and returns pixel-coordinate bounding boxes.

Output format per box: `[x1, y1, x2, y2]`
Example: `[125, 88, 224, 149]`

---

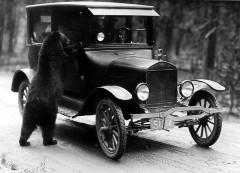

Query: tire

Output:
[18, 80, 30, 116]
[188, 92, 222, 147]
[96, 98, 127, 160]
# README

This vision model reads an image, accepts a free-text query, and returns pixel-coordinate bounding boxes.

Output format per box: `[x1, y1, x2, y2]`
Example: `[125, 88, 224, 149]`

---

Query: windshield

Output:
[89, 16, 148, 45]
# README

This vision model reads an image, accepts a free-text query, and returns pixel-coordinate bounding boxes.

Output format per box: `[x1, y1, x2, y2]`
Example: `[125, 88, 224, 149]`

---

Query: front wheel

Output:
[188, 92, 222, 147]
[18, 80, 29, 115]
[96, 98, 127, 160]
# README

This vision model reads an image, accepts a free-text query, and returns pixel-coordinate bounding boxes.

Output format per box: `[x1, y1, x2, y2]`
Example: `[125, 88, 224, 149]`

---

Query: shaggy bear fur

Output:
[19, 32, 69, 146]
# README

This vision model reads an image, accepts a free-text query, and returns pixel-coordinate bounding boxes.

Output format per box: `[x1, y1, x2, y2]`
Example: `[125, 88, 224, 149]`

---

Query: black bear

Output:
[19, 32, 69, 146]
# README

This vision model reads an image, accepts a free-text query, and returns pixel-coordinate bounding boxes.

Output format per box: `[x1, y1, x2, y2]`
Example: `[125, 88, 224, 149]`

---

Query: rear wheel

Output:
[96, 98, 127, 160]
[188, 92, 222, 147]
[18, 80, 29, 115]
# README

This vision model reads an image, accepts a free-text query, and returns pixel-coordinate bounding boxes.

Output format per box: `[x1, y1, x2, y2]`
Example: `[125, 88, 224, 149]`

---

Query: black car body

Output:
[11, 1, 225, 160]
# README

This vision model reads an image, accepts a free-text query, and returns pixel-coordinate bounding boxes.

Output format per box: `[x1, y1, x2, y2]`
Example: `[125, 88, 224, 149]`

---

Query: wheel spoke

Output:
[206, 123, 212, 133]
[100, 118, 107, 126]
[200, 126, 204, 138]
[112, 133, 118, 146]
[112, 129, 119, 138]
[112, 129, 118, 136]
[198, 101, 202, 106]
[204, 126, 208, 138]
[101, 132, 108, 146]
[102, 110, 110, 124]
[24, 88, 28, 96]
[105, 108, 110, 118]
[110, 125, 118, 129]
[195, 124, 201, 133]
[208, 120, 214, 125]
[206, 101, 210, 108]
[100, 126, 109, 132]
[110, 115, 116, 124]
[105, 133, 111, 149]
[111, 138, 116, 150]
[23, 95, 27, 101]
[204, 99, 207, 107]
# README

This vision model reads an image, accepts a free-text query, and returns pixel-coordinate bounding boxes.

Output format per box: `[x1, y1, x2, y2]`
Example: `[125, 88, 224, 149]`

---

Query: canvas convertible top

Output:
[26, 1, 159, 16]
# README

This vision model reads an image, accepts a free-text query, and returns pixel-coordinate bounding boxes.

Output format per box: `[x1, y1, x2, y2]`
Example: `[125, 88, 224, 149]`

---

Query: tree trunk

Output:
[229, 87, 235, 114]
[7, 0, 17, 54]
[175, 29, 184, 56]
[0, 0, 7, 59]
[204, 3, 218, 79]
[164, 19, 173, 60]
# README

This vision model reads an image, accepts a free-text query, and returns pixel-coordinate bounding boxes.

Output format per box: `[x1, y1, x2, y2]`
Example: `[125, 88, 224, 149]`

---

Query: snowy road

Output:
[0, 71, 240, 173]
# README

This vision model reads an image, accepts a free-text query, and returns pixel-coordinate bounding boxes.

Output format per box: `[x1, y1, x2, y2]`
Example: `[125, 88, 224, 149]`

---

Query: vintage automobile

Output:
[11, 1, 225, 160]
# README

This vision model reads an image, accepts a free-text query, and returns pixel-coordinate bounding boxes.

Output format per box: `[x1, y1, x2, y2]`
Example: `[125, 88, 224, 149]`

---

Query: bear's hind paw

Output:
[43, 139, 57, 146]
[19, 139, 31, 147]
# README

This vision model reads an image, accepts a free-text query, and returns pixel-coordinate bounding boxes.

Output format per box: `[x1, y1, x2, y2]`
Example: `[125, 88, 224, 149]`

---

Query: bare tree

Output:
[204, 3, 218, 79]
[7, 0, 17, 54]
[0, 0, 7, 59]
[216, 38, 240, 114]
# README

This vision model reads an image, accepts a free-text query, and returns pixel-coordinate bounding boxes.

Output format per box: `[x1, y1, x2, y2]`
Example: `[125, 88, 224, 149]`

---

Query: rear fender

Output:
[11, 68, 35, 92]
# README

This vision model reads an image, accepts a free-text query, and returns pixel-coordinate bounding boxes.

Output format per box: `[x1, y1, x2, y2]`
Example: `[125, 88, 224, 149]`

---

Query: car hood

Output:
[109, 56, 158, 90]
[84, 49, 172, 91]
[85, 49, 155, 68]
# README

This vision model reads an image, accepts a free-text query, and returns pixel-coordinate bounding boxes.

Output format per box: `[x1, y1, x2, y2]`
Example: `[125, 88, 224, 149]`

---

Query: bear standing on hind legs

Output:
[19, 32, 69, 146]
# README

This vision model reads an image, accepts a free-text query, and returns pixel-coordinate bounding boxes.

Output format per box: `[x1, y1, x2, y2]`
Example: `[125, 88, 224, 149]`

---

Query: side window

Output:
[132, 17, 147, 44]
[55, 10, 85, 43]
[30, 9, 51, 43]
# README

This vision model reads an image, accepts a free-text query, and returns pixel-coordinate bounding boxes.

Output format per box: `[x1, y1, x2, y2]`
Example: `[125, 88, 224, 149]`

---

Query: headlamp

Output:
[136, 83, 149, 101]
[97, 32, 105, 42]
[179, 80, 194, 98]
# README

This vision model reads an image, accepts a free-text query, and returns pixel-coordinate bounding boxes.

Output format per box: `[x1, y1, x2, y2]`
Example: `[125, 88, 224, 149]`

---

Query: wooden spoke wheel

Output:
[188, 92, 222, 147]
[18, 80, 29, 116]
[96, 98, 127, 160]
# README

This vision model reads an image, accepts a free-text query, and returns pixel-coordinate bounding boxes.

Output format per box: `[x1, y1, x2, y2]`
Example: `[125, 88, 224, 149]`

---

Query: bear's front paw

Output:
[43, 139, 57, 146]
[19, 139, 31, 147]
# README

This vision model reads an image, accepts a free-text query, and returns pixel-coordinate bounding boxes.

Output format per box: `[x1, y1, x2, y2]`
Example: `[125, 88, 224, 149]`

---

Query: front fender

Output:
[79, 85, 132, 115]
[192, 79, 225, 92]
[11, 68, 35, 92]
[98, 85, 132, 101]
[179, 79, 225, 104]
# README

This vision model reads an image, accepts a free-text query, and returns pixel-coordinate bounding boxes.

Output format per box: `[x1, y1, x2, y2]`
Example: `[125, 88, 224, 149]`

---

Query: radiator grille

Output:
[146, 70, 177, 107]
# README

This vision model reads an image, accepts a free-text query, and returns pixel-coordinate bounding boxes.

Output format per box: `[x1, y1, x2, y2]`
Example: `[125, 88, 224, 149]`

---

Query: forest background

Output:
[0, 0, 240, 116]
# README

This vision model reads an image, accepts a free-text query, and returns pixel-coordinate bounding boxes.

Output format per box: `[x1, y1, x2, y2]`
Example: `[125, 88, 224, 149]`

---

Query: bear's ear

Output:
[59, 32, 70, 47]
[57, 39, 69, 58]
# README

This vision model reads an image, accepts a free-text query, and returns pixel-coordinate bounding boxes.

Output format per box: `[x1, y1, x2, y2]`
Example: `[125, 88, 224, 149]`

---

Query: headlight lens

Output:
[97, 32, 105, 42]
[180, 81, 194, 98]
[136, 83, 149, 101]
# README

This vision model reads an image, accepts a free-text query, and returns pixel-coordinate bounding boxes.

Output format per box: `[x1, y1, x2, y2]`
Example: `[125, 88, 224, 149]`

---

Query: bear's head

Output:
[40, 32, 70, 58]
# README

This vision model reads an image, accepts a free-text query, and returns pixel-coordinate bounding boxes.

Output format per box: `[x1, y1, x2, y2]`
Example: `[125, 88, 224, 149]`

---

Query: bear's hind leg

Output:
[41, 122, 57, 146]
[19, 102, 37, 146]
[19, 123, 35, 146]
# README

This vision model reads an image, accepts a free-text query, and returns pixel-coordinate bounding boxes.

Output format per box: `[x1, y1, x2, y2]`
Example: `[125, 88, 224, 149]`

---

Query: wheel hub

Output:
[200, 116, 209, 126]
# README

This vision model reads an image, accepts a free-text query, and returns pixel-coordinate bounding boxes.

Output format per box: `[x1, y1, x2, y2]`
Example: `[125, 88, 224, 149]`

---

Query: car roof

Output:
[26, 1, 154, 9]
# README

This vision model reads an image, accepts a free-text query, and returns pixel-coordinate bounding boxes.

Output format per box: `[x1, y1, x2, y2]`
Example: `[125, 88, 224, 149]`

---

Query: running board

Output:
[59, 95, 84, 111]
[57, 110, 96, 126]
[58, 106, 79, 118]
